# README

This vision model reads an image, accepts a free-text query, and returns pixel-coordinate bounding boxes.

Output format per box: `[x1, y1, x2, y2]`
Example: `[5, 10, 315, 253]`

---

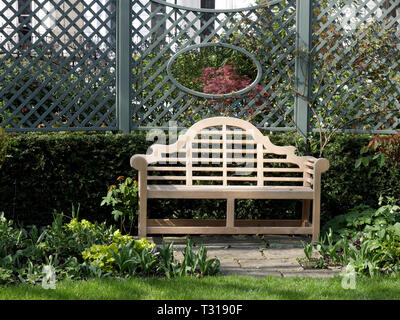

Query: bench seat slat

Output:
[148, 176, 304, 182]
[147, 185, 314, 199]
[148, 167, 304, 173]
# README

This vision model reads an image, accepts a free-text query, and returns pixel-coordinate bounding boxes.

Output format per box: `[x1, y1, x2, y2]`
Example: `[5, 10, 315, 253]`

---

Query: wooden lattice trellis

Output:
[0, 0, 117, 131]
[0, 0, 399, 134]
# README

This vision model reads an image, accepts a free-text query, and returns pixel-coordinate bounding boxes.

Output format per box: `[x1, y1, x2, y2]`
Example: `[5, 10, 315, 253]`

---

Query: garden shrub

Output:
[0, 212, 220, 286]
[300, 197, 400, 276]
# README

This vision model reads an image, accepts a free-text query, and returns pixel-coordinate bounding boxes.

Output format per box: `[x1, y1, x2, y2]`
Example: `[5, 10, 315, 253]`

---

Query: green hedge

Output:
[0, 131, 399, 229]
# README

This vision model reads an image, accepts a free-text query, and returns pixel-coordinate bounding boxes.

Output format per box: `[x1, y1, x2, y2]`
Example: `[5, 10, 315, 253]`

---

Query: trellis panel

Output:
[0, 0, 399, 134]
[0, 0, 117, 131]
[131, 0, 298, 131]
[311, 0, 400, 133]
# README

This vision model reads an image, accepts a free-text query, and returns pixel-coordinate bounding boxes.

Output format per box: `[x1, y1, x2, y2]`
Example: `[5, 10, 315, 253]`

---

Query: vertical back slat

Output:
[222, 124, 227, 186]
[257, 142, 263, 186]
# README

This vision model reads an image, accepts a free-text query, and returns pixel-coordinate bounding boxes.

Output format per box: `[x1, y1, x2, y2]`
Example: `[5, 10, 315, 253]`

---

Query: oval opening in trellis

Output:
[167, 43, 263, 100]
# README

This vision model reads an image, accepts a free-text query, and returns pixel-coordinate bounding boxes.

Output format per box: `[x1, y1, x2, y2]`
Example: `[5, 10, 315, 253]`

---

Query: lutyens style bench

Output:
[131, 117, 329, 242]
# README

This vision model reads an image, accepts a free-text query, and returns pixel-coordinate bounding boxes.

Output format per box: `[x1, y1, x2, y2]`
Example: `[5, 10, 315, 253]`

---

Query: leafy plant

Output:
[301, 198, 400, 276]
[356, 134, 400, 178]
[0, 211, 220, 285]
[101, 176, 139, 234]
[301, 241, 314, 261]
[81, 237, 155, 275]
[111, 242, 140, 276]
[194, 61, 268, 117]
[0, 267, 14, 285]
[175, 239, 220, 277]
[157, 242, 176, 279]
[135, 247, 158, 276]
[81, 243, 119, 274]
[197, 244, 220, 277]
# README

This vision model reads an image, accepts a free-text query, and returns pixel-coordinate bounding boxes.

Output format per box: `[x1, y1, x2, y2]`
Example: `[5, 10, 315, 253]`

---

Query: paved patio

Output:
[152, 235, 343, 278]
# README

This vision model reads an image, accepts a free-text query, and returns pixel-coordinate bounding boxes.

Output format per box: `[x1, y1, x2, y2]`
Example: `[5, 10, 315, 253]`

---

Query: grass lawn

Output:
[1, 275, 400, 300]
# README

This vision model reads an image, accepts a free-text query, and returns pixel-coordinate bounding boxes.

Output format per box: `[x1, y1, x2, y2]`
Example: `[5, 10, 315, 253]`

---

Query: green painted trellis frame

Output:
[0, 0, 399, 134]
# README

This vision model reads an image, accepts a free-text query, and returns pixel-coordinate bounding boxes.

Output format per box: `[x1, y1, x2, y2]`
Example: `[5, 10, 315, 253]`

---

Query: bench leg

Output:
[301, 200, 311, 227]
[312, 199, 320, 243]
[226, 198, 235, 228]
[138, 170, 148, 238]
[138, 195, 147, 238]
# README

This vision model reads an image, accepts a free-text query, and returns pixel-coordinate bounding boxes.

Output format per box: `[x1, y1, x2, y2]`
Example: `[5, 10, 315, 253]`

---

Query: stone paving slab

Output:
[152, 235, 343, 278]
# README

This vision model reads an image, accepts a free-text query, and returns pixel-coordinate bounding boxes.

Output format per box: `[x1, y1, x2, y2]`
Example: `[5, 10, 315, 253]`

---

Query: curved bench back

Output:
[145, 117, 314, 187]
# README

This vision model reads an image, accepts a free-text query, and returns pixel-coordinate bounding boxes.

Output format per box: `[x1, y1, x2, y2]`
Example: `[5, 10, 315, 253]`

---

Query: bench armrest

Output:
[130, 154, 149, 171]
[314, 158, 330, 173]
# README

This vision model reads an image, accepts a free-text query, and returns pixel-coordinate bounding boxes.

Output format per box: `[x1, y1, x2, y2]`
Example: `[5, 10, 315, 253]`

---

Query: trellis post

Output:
[116, 0, 131, 133]
[294, 0, 312, 138]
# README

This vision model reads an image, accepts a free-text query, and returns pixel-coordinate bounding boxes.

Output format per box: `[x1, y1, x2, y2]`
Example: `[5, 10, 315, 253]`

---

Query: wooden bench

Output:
[131, 117, 329, 242]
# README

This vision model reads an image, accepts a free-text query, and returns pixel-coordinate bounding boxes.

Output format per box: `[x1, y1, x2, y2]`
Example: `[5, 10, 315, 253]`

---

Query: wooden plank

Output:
[147, 219, 305, 227]
[193, 139, 256, 145]
[264, 168, 303, 173]
[302, 200, 311, 227]
[306, 177, 313, 184]
[305, 160, 315, 167]
[226, 199, 235, 228]
[147, 167, 304, 173]
[222, 124, 227, 186]
[191, 149, 257, 154]
[147, 167, 303, 173]
[138, 170, 147, 238]
[148, 176, 304, 182]
[306, 168, 314, 175]
[199, 130, 251, 135]
[147, 226, 313, 235]
[186, 141, 192, 186]
[257, 143, 263, 186]
[264, 177, 304, 182]
[192, 167, 224, 172]
[148, 176, 186, 180]
[147, 185, 314, 199]
[263, 159, 296, 163]
[158, 158, 259, 163]
[148, 166, 186, 171]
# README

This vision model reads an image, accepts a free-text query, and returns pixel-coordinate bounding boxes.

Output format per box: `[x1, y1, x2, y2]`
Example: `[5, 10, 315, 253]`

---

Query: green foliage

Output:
[101, 176, 138, 234]
[82, 243, 119, 274]
[356, 134, 400, 178]
[0, 210, 219, 285]
[0, 128, 14, 169]
[301, 198, 400, 276]
[157, 239, 220, 278]
[0, 132, 148, 227]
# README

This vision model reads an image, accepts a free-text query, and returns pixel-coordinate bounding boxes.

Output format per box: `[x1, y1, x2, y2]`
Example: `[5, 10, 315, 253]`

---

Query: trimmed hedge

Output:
[0, 131, 399, 229]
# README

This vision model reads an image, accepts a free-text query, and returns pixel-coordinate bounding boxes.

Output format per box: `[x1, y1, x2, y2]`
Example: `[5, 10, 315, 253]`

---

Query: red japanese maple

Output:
[196, 61, 269, 111]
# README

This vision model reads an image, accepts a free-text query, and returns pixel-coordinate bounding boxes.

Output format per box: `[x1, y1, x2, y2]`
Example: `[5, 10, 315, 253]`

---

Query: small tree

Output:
[195, 61, 269, 117]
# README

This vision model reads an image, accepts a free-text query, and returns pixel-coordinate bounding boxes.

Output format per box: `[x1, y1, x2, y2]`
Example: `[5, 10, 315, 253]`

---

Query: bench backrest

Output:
[144, 117, 315, 187]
